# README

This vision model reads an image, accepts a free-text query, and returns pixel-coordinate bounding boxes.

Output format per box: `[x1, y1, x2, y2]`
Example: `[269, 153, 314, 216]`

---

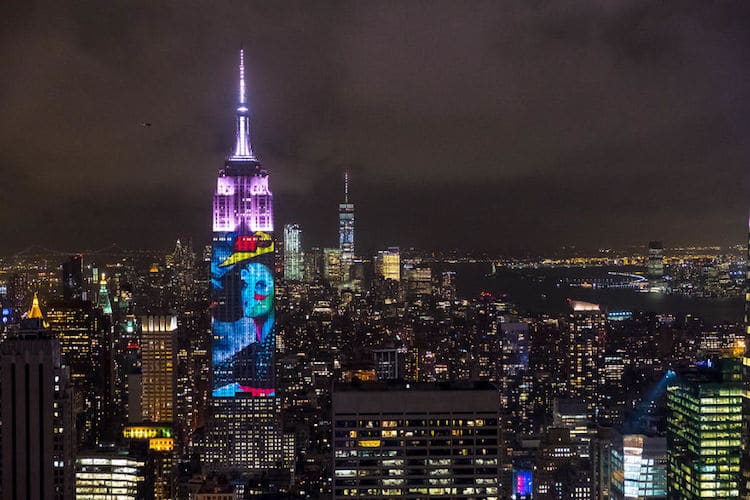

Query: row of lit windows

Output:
[335, 419, 495, 428]
[336, 486, 498, 496]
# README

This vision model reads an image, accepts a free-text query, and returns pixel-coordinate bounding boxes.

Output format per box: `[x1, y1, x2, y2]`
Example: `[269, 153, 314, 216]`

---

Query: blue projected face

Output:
[211, 232, 276, 397]
[240, 262, 274, 320]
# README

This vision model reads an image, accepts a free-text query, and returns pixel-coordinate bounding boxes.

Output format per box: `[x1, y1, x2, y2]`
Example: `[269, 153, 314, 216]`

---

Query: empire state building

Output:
[202, 50, 281, 473]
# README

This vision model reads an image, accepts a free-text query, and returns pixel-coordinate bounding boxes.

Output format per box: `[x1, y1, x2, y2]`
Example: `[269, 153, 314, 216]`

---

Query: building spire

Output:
[232, 48, 256, 161]
[239, 47, 246, 106]
[344, 171, 349, 203]
[28, 292, 44, 319]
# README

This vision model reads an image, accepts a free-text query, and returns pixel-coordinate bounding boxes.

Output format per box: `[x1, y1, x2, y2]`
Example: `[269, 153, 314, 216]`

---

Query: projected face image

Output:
[211, 231, 276, 397]
[240, 262, 274, 319]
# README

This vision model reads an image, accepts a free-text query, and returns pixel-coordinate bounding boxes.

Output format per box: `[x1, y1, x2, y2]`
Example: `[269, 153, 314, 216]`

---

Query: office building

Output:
[375, 248, 400, 282]
[438, 271, 456, 301]
[74, 454, 147, 499]
[534, 428, 594, 499]
[174, 311, 211, 450]
[610, 433, 667, 499]
[45, 299, 107, 445]
[61, 254, 84, 302]
[667, 359, 742, 499]
[566, 300, 605, 417]
[167, 238, 197, 311]
[647, 241, 664, 280]
[553, 399, 591, 458]
[372, 348, 401, 380]
[332, 381, 501, 498]
[141, 315, 176, 423]
[204, 49, 281, 472]
[304, 246, 324, 282]
[324, 248, 344, 285]
[404, 264, 432, 297]
[283, 224, 303, 282]
[0, 295, 75, 499]
[123, 424, 175, 500]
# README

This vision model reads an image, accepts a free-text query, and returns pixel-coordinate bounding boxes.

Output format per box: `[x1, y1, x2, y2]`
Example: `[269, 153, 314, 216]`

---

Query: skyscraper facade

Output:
[667, 359, 742, 499]
[609, 433, 667, 499]
[61, 254, 84, 302]
[140, 315, 176, 423]
[647, 241, 664, 279]
[323, 247, 343, 285]
[332, 381, 501, 498]
[204, 50, 281, 471]
[0, 296, 75, 500]
[339, 172, 354, 278]
[283, 224, 303, 282]
[74, 454, 147, 499]
[46, 299, 106, 447]
[375, 247, 401, 282]
[566, 300, 605, 417]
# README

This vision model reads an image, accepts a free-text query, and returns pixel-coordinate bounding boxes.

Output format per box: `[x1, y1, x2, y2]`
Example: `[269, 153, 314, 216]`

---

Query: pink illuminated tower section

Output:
[212, 49, 273, 235]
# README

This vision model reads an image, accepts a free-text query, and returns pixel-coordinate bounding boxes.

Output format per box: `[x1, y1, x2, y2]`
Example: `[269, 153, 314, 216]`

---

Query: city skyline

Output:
[3, 2, 750, 254]
[3, 4, 750, 498]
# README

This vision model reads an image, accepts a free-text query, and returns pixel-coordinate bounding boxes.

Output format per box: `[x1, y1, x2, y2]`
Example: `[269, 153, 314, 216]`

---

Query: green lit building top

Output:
[667, 358, 742, 499]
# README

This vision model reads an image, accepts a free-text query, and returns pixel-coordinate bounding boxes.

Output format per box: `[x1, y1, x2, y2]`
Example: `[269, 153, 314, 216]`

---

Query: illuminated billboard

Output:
[514, 469, 532, 497]
[211, 230, 275, 397]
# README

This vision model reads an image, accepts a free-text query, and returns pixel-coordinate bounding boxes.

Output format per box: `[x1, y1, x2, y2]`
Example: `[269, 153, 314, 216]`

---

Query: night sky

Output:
[2, 1, 750, 255]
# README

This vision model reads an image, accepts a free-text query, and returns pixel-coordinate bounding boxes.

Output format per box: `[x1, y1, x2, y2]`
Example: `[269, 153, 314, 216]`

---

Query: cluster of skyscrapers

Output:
[1, 51, 750, 500]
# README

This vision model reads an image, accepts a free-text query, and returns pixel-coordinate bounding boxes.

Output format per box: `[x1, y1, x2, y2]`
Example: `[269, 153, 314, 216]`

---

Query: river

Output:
[451, 263, 743, 324]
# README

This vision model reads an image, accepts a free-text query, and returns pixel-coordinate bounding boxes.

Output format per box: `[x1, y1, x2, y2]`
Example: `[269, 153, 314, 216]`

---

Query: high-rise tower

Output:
[283, 224, 303, 282]
[203, 50, 281, 473]
[0, 295, 75, 500]
[338, 172, 355, 279]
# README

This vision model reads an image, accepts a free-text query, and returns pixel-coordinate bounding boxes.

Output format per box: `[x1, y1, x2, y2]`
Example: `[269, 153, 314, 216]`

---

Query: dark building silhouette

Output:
[0, 294, 75, 499]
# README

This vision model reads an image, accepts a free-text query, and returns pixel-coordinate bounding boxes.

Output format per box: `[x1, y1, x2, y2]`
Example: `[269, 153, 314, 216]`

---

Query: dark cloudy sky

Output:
[2, 1, 750, 254]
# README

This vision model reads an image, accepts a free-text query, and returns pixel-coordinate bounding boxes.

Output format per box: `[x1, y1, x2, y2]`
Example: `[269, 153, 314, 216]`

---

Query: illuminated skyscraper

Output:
[167, 238, 197, 310]
[96, 276, 112, 316]
[647, 241, 664, 279]
[140, 315, 176, 423]
[566, 300, 605, 418]
[46, 299, 106, 446]
[203, 50, 281, 472]
[283, 224, 303, 282]
[74, 454, 147, 499]
[375, 247, 400, 281]
[609, 433, 667, 499]
[648, 241, 666, 293]
[339, 172, 354, 279]
[667, 359, 742, 499]
[323, 247, 343, 284]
